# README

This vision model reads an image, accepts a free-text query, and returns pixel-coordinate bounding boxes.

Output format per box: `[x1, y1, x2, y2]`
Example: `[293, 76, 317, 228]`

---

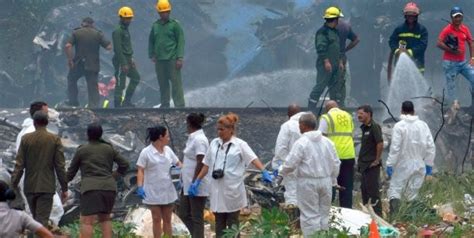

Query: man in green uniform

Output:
[308, 7, 344, 112]
[65, 17, 112, 108]
[149, 0, 185, 108]
[11, 111, 68, 226]
[112, 6, 141, 108]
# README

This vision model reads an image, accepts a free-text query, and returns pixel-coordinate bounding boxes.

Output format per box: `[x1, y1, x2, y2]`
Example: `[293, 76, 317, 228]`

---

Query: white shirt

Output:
[318, 108, 341, 134]
[0, 202, 42, 238]
[136, 144, 180, 205]
[203, 137, 257, 213]
[182, 129, 209, 196]
[280, 130, 340, 185]
[272, 112, 306, 169]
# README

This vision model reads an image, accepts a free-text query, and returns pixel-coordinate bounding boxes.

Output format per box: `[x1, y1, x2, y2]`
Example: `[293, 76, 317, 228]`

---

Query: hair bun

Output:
[198, 113, 206, 124]
[227, 112, 239, 124]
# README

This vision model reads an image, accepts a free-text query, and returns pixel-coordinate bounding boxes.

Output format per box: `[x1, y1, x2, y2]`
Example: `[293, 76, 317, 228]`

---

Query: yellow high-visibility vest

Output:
[321, 108, 355, 159]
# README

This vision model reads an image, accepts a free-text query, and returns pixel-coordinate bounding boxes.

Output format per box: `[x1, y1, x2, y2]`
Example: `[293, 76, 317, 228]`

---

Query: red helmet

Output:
[403, 2, 420, 16]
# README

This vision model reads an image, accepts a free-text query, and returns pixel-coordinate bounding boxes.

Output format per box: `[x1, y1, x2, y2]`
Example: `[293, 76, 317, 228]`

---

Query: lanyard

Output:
[212, 142, 232, 171]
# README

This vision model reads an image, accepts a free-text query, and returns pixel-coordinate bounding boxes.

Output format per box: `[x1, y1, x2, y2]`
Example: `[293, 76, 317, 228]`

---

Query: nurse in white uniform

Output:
[188, 112, 272, 238]
[178, 113, 209, 238]
[136, 126, 182, 238]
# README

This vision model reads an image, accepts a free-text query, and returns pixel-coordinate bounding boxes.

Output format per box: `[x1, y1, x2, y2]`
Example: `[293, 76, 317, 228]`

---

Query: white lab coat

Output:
[136, 145, 180, 205]
[280, 130, 340, 237]
[203, 137, 257, 213]
[15, 118, 64, 226]
[272, 111, 305, 205]
[387, 115, 435, 201]
[182, 129, 210, 196]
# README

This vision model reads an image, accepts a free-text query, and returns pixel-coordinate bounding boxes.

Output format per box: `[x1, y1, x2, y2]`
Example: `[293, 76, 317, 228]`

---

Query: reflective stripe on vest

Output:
[398, 32, 421, 39]
[322, 109, 355, 159]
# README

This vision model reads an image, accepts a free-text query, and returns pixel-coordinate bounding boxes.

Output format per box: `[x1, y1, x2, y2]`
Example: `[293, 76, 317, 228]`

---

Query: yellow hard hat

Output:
[156, 0, 172, 13]
[118, 6, 134, 18]
[323, 7, 343, 19]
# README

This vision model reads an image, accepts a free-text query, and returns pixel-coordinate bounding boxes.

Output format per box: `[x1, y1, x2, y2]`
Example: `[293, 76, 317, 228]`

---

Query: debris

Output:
[203, 209, 215, 223]
[464, 194, 474, 218]
[435, 203, 458, 223]
[124, 206, 190, 237]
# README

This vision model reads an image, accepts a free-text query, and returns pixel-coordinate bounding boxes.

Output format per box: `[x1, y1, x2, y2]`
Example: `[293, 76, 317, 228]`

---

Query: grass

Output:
[60, 172, 474, 237]
[61, 220, 137, 238]
[387, 172, 474, 236]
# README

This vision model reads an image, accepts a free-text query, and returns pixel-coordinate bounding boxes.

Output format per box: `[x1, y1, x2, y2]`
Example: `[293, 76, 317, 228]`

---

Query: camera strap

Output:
[212, 142, 233, 172]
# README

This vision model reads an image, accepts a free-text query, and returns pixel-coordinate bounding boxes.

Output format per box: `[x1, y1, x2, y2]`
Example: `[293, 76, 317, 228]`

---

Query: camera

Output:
[212, 169, 225, 179]
[445, 34, 459, 51]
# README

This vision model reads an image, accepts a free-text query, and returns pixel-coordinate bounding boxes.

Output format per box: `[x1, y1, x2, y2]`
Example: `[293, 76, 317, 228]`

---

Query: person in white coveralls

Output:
[280, 113, 340, 236]
[386, 101, 435, 214]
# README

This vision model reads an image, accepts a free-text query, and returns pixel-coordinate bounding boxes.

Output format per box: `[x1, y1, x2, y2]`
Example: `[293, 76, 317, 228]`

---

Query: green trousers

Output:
[113, 56, 140, 104]
[309, 63, 345, 107]
[155, 60, 185, 108]
[26, 193, 53, 226]
[67, 61, 99, 108]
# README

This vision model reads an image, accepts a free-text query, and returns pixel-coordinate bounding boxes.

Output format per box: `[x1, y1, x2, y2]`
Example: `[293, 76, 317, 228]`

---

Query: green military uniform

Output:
[309, 24, 344, 108]
[148, 18, 185, 108]
[112, 22, 141, 107]
[11, 127, 67, 226]
[67, 140, 129, 216]
[67, 25, 110, 108]
[67, 140, 129, 193]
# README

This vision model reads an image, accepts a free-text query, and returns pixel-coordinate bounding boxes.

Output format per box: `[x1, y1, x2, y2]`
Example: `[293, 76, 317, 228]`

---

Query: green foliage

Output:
[389, 172, 474, 226]
[450, 223, 474, 238]
[389, 199, 439, 225]
[223, 207, 291, 238]
[310, 227, 352, 238]
[61, 220, 137, 238]
[388, 172, 474, 236]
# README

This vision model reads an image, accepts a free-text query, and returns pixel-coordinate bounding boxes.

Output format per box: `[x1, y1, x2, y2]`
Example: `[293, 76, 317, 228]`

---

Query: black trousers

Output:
[361, 165, 382, 216]
[214, 211, 240, 238]
[178, 194, 206, 238]
[332, 159, 354, 208]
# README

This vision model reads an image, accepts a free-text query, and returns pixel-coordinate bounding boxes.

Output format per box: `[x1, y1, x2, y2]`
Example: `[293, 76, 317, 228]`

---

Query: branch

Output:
[377, 99, 398, 122]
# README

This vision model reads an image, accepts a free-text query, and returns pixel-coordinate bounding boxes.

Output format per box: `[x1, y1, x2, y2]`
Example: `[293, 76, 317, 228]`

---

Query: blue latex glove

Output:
[262, 170, 273, 183]
[272, 169, 279, 177]
[386, 166, 393, 178]
[136, 186, 146, 199]
[425, 165, 433, 176]
[188, 179, 202, 197]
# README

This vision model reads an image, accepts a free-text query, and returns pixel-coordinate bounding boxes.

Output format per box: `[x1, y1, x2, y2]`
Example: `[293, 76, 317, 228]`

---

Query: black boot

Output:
[114, 97, 122, 108]
[121, 98, 135, 108]
[308, 98, 318, 114]
[389, 198, 400, 217]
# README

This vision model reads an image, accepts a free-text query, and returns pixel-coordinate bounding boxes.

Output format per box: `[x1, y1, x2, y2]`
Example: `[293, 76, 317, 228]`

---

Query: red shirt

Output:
[438, 24, 473, 62]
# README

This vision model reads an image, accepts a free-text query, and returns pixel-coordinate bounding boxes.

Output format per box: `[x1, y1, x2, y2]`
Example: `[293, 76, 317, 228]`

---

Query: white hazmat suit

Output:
[272, 111, 306, 205]
[387, 114, 435, 201]
[280, 130, 340, 237]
